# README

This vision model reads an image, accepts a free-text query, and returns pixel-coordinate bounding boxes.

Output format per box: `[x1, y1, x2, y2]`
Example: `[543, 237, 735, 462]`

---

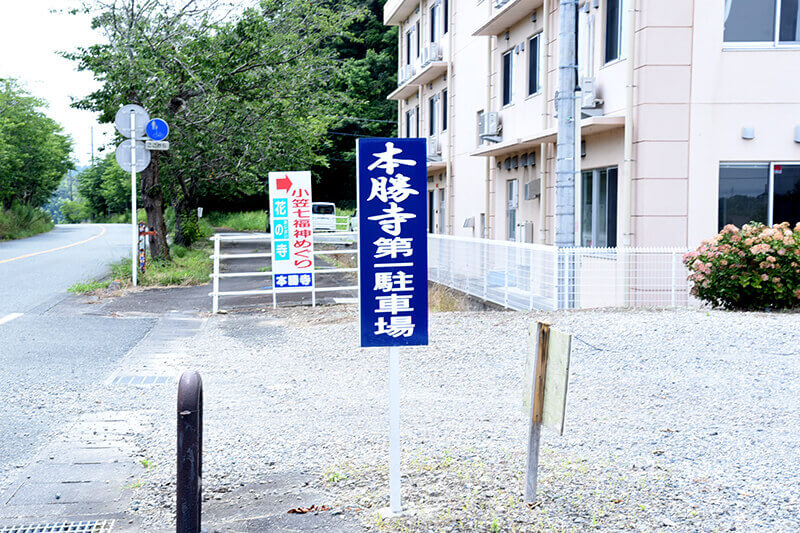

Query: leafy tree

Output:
[313, 0, 398, 208]
[76, 154, 132, 218]
[0, 79, 73, 208]
[66, 0, 363, 254]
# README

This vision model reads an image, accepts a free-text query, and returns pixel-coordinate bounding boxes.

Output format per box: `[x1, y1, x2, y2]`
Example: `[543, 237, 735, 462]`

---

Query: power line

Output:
[332, 115, 397, 124]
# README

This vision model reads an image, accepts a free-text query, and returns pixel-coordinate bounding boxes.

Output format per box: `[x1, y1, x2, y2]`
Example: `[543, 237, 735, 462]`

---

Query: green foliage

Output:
[70, 242, 212, 292]
[0, 79, 73, 208]
[73, 154, 134, 219]
[313, 0, 398, 206]
[206, 210, 267, 232]
[67, 0, 365, 244]
[684, 222, 800, 310]
[60, 199, 92, 223]
[0, 203, 55, 240]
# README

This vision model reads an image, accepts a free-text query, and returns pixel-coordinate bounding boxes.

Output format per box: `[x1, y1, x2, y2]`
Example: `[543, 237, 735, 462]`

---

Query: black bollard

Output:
[177, 371, 203, 533]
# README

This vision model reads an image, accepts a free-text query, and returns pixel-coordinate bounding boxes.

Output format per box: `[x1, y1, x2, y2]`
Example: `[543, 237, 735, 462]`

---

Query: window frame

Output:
[430, 2, 441, 44]
[723, 0, 800, 48]
[527, 33, 542, 97]
[578, 167, 618, 248]
[428, 94, 439, 136]
[604, 0, 623, 64]
[502, 49, 514, 107]
[718, 161, 800, 228]
[441, 89, 448, 131]
[507, 179, 519, 241]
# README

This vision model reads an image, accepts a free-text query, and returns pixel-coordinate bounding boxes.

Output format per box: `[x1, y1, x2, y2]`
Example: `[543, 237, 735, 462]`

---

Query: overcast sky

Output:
[0, 2, 114, 167]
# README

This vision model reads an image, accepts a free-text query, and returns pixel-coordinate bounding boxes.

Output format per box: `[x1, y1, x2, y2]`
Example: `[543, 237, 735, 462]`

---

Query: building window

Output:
[724, 0, 800, 44]
[502, 50, 514, 106]
[429, 95, 438, 135]
[405, 109, 414, 138]
[414, 106, 419, 137]
[441, 90, 448, 131]
[580, 167, 618, 247]
[406, 29, 413, 65]
[719, 162, 800, 229]
[507, 180, 519, 241]
[528, 34, 541, 96]
[443, 0, 449, 34]
[430, 3, 440, 43]
[416, 21, 421, 57]
[605, 0, 622, 63]
[477, 110, 484, 145]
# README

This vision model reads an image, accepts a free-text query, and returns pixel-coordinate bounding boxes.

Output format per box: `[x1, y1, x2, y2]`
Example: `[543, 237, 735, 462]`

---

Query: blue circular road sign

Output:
[146, 118, 169, 141]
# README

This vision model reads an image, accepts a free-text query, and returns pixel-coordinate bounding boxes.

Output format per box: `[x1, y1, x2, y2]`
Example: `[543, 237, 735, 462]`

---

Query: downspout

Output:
[484, 1, 493, 239]
[446, 0, 454, 235]
[398, 22, 403, 135]
[538, 0, 550, 244]
[621, 0, 635, 247]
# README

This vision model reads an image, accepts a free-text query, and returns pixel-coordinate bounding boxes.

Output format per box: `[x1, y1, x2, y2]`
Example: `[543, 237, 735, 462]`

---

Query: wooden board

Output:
[542, 328, 571, 435]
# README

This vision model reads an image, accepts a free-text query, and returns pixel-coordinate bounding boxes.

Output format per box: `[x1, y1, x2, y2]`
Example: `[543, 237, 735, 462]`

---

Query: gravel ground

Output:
[94, 306, 798, 531]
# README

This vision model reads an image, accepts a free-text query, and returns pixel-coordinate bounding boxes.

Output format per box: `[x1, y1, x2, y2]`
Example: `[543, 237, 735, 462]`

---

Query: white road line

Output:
[0, 313, 22, 325]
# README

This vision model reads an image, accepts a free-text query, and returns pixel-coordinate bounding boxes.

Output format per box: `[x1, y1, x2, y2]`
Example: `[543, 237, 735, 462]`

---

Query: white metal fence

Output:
[210, 232, 358, 313]
[427, 234, 692, 311]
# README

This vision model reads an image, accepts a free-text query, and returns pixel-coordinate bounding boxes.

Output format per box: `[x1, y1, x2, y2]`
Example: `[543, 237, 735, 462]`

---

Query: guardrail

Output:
[209, 231, 358, 313]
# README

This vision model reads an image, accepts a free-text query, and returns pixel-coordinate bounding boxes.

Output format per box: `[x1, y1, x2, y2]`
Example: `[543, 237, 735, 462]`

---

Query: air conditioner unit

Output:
[422, 42, 442, 66]
[479, 112, 502, 142]
[581, 77, 603, 109]
[427, 136, 442, 157]
[524, 178, 542, 200]
[399, 64, 416, 85]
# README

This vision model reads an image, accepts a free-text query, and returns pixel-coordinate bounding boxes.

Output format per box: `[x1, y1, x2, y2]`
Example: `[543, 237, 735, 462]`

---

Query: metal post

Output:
[212, 236, 220, 314]
[177, 371, 203, 533]
[529, 247, 535, 310]
[130, 110, 138, 287]
[671, 251, 677, 307]
[388, 346, 402, 514]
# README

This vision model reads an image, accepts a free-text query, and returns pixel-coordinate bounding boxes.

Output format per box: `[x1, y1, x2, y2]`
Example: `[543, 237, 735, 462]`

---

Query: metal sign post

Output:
[114, 104, 151, 287]
[130, 109, 138, 286]
[357, 138, 429, 516]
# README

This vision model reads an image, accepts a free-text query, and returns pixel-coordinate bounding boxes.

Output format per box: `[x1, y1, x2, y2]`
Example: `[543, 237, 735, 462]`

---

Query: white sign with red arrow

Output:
[268, 171, 315, 292]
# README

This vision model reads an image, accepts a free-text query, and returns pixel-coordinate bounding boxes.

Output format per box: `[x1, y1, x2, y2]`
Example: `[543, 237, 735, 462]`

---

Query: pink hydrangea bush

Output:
[683, 222, 800, 310]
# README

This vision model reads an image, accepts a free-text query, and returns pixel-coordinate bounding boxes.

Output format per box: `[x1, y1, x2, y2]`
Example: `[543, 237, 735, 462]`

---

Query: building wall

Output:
[386, 0, 800, 249]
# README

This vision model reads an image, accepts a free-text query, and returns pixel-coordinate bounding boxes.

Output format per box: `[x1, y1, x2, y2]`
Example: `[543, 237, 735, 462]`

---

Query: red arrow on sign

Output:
[276, 175, 293, 192]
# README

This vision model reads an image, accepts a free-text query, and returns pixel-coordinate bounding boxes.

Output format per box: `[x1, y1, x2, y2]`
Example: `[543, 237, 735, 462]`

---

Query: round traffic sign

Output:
[114, 104, 149, 139]
[115, 139, 151, 173]
[146, 118, 169, 141]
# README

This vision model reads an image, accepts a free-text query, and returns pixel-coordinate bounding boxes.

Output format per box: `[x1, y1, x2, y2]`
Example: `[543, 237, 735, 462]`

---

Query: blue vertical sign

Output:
[357, 138, 429, 347]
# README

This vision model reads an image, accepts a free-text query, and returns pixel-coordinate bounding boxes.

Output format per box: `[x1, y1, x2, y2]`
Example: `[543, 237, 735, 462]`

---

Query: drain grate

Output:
[111, 375, 174, 386]
[0, 520, 113, 533]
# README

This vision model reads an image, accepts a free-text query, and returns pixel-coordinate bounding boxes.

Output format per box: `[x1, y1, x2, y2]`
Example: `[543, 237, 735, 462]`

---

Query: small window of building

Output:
[507, 180, 519, 241]
[405, 29, 413, 65]
[429, 95, 438, 136]
[443, 0, 449, 34]
[724, 0, 800, 44]
[441, 90, 448, 131]
[405, 109, 415, 138]
[528, 34, 541, 96]
[605, 0, 622, 63]
[502, 50, 514, 106]
[580, 167, 618, 247]
[430, 3, 440, 43]
[416, 21, 421, 57]
[719, 162, 800, 229]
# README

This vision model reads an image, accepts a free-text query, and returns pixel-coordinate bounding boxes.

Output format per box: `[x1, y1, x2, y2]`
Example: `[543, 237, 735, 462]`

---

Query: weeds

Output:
[0, 203, 54, 240]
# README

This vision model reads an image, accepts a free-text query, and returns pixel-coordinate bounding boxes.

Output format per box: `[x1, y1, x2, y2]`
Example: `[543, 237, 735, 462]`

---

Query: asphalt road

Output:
[0, 224, 156, 485]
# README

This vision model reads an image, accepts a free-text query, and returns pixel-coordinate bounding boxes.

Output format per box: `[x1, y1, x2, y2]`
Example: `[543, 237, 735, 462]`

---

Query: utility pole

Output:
[555, 0, 578, 248]
[555, 0, 578, 308]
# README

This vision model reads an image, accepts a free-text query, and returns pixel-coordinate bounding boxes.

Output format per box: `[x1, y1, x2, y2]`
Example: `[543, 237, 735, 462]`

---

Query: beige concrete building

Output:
[383, 0, 800, 248]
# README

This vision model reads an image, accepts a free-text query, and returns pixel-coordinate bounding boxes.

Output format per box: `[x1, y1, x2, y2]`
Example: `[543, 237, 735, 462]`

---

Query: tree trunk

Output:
[141, 153, 171, 261]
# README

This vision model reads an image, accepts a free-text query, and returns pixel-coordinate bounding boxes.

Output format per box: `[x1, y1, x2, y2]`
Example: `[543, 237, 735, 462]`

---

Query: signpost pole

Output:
[525, 322, 550, 504]
[130, 110, 138, 287]
[388, 345, 402, 514]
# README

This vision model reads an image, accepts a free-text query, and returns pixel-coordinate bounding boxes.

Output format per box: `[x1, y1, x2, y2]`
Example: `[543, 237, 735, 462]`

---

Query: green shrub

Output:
[206, 210, 268, 232]
[0, 203, 55, 240]
[684, 222, 800, 310]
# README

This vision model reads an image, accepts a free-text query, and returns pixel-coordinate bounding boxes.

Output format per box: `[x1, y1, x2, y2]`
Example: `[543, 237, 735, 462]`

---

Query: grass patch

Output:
[0, 203, 54, 241]
[68, 279, 111, 293]
[69, 243, 212, 293]
[206, 210, 267, 232]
